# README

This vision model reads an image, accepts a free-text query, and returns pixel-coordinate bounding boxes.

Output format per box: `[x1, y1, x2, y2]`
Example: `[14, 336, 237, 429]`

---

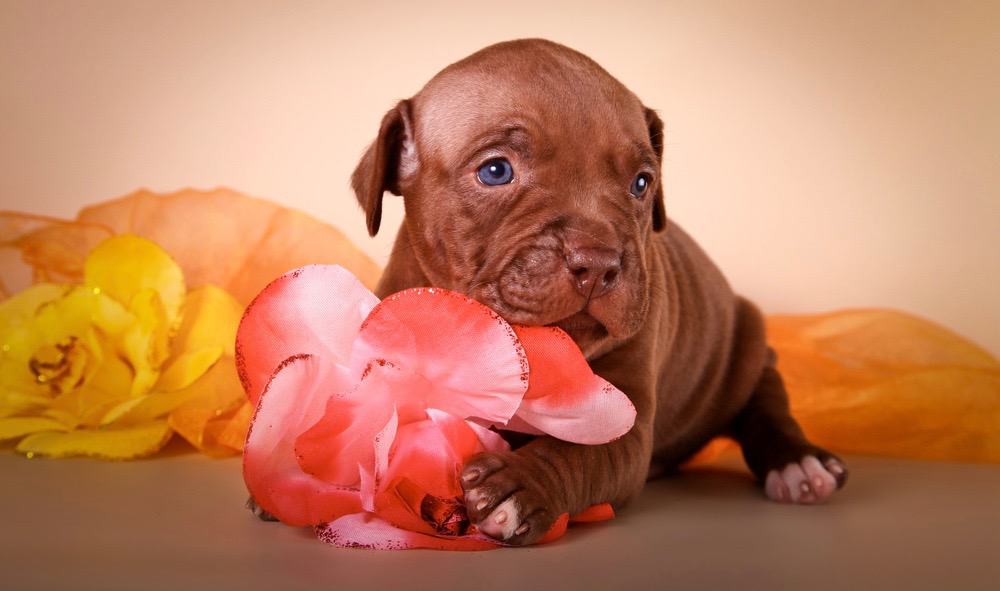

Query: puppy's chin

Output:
[553, 313, 614, 358]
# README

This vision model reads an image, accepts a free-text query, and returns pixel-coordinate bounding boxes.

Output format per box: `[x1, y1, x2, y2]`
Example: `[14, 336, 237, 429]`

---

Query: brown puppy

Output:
[352, 39, 848, 545]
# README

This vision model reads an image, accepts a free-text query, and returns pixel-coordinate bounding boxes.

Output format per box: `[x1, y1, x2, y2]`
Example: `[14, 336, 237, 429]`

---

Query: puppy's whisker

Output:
[465, 279, 495, 297]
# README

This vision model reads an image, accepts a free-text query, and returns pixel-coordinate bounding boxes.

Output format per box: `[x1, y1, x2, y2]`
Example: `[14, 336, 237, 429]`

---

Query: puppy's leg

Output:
[462, 426, 652, 545]
[730, 355, 848, 504]
[461, 334, 657, 545]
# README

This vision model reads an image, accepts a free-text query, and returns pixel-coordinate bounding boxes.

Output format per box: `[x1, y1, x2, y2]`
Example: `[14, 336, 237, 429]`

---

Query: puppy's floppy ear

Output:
[645, 107, 667, 233]
[351, 100, 416, 237]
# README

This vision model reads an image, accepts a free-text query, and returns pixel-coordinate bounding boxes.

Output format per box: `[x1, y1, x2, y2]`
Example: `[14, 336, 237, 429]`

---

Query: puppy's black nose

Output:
[566, 248, 622, 299]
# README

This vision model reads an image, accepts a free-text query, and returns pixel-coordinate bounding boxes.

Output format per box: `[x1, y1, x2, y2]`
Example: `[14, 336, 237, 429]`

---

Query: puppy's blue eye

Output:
[630, 173, 651, 197]
[477, 158, 514, 186]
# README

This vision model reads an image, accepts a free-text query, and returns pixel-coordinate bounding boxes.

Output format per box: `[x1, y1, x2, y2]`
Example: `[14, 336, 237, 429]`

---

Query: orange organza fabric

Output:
[689, 310, 1000, 466]
[769, 309, 1000, 463]
[1, 188, 381, 456]
[2, 188, 381, 303]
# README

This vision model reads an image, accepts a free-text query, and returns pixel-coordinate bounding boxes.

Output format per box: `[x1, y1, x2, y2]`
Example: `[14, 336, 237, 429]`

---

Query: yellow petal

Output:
[2, 293, 110, 402]
[84, 337, 134, 396]
[50, 383, 131, 428]
[112, 388, 200, 426]
[42, 334, 133, 427]
[16, 421, 173, 459]
[0, 416, 70, 440]
[167, 356, 245, 453]
[99, 396, 148, 426]
[191, 413, 244, 458]
[90, 291, 135, 336]
[28, 335, 90, 395]
[0, 282, 68, 322]
[0, 359, 48, 404]
[169, 285, 242, 358]
[31, 287, 101, 345]
[0, 319, 48, 398]
[10, 295, 111, 399]
[156, 346, 223, 393]
[41, 407, 80, 428]
[0, 390, 51, 418]
[213, 400, 252, 454]
[120, 354, 240, 427]
[83, 235, 185, 328]
[0, 339, 47, 400]
[120, 288, 169, 397]
[75, 328, 111, 390]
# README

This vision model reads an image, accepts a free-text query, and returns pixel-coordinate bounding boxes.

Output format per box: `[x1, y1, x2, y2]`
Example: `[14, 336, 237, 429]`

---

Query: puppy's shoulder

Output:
[653, 219, 734, 309]
[651, 219, 770, 389]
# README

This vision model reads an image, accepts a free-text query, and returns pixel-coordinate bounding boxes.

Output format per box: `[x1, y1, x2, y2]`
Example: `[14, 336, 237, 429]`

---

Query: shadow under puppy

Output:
[348, 38, 848, 545]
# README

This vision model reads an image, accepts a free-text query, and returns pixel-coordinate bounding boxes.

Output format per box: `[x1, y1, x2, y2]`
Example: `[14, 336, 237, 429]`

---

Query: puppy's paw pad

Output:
[461, 453, 556, 546]
[764, 455, 841, 505]
[476, 497, 522, 540]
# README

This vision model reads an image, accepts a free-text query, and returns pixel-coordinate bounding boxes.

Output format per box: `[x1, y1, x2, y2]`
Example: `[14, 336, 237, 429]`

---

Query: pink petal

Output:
[294, 361, 428, 486]
[571, 503, 616, 523]
[359, 407, 398, 512]
[380, 414, 474, 502]
[242, 354, 361, 526]
[317, 513, 499, 551]
[510, 326, 637, 444]
[374, 412, 492, 536]
[536, 513, 571, 545]
[294, 388, 392, 487]
[236, 265, 379, 405]
[350, 288, 528, 424]
[426, 408, 483, 460]
[465, 420, 512, 454]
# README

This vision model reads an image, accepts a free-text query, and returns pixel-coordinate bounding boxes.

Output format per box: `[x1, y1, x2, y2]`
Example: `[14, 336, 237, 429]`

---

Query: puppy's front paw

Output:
[764, 454, 847, 504]
[461, 452, 559, 546]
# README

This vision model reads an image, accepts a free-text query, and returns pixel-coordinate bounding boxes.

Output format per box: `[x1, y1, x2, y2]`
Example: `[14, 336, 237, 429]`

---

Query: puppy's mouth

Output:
[547, 311, 608, 344]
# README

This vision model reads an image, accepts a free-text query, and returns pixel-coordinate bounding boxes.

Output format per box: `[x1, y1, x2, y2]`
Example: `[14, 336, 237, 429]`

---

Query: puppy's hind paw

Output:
[764, 455, 847, 504]
[246, 496, 279, 521]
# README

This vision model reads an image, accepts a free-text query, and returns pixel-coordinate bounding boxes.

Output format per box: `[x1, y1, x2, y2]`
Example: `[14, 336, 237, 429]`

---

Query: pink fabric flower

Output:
[236, 265, 635, 550]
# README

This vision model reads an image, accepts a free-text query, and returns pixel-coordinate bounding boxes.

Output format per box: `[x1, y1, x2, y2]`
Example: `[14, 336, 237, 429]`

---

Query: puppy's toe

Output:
[821, 454, 849, 488]
[461, 452, 558, 546]
[765, 455, 841, 504]
[764, 469, 791, 502]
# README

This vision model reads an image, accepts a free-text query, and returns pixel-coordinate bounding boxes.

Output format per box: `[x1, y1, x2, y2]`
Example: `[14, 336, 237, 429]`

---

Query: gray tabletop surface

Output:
[3, 446, 999, 591]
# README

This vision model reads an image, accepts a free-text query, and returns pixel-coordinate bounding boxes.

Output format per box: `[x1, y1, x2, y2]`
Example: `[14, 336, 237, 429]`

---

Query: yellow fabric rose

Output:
[1, 188, 382, 459]
[0, 234, 244, 459]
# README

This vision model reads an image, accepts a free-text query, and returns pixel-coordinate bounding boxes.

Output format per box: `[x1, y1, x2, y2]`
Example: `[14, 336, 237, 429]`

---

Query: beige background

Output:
[1, 0, 998, 354]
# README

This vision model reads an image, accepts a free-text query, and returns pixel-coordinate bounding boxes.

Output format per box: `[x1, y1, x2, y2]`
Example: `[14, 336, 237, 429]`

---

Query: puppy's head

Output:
[352, 39, 666, 357]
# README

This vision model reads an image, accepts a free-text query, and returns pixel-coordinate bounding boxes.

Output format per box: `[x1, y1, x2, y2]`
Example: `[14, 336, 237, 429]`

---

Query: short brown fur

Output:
[352, 39, 846, 544]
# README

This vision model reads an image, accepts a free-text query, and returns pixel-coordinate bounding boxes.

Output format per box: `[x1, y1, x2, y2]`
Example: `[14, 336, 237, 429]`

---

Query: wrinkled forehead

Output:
[412, 58, 650, 164]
